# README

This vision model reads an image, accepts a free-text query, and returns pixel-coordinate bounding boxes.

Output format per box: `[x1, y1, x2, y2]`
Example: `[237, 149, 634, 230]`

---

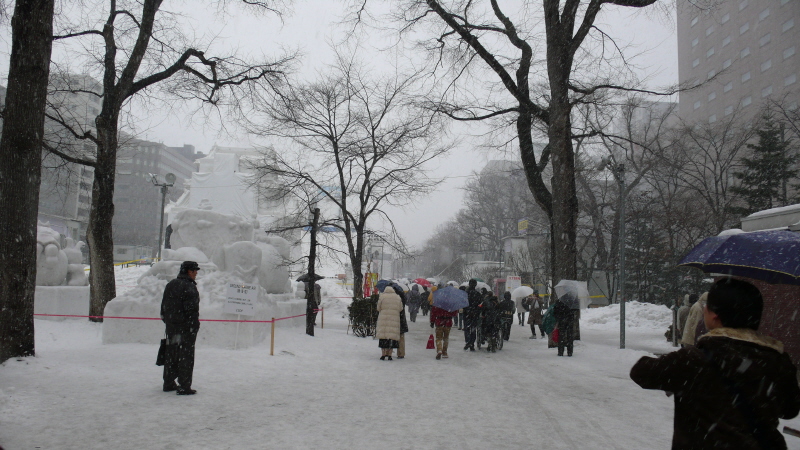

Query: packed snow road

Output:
[2, 313, 799, 449]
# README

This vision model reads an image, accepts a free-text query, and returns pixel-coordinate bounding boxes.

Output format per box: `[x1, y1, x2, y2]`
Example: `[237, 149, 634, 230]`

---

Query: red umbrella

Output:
[412, 278, 432, 287]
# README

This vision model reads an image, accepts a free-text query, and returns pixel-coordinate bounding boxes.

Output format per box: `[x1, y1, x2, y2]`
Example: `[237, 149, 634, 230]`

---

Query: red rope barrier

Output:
[33, 309, 323, 324]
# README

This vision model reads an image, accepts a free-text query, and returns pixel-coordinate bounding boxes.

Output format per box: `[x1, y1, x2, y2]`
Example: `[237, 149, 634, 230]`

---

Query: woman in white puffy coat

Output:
[376, 286, 403, 360]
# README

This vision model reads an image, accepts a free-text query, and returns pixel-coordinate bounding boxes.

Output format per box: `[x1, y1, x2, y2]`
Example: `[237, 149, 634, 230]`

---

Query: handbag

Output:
[552, 327, 560, 343]
[156, 336, 167, 366]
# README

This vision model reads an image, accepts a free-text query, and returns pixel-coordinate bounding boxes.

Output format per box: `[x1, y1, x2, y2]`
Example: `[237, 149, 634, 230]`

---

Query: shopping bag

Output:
[156, 339, 167, 366]
[426, 334, 435, 349]
[551, 328, 560, 344]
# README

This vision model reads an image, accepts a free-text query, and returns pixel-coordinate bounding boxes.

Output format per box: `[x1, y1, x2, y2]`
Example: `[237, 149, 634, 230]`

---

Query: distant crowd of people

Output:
[157, 263, 800, 449]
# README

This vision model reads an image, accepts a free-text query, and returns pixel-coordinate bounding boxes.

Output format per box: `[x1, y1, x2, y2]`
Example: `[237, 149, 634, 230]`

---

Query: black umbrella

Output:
[296, 273, 325, 282]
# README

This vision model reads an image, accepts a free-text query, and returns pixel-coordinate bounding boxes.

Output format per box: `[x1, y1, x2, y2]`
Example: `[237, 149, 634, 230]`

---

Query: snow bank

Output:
[581, 301, 672, 331]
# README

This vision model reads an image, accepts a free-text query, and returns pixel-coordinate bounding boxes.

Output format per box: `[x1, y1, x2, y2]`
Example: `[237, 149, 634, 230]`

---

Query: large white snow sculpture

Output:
[169, 209, 255, 260]
[212, 241, 262, 283]
[34, 222, 90, 319]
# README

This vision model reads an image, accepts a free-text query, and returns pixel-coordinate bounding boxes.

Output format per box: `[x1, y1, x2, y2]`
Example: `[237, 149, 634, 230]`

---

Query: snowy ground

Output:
[3, 270, 800, 449]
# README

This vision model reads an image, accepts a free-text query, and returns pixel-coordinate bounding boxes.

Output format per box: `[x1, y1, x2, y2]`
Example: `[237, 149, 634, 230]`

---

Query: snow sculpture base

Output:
[34, 286, 90, 320]
[102, 271, 303, 349]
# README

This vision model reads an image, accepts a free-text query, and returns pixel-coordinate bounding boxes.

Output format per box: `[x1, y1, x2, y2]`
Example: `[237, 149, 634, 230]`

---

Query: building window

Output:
[724, 82, 733, 92]
[708, 69, 716, 79]
[693, 58, 700, 67]
[742, 96, 752, 106]
[691, 16, 699, 27]
[116, 248, 128, 255]
[758, 8, 770, 21]
[709, 114, 717, 123]
[786, 74, 797, 86]
[761, 59, 772, 71]
[724, 105, 734, 116]
[784, 19, 795, 32]
[785, 46, 796, 59]
[706, 25, 714, 37]
[740, 22, 749, 34]
[762, 85, 773, 97]
[722, 36, 731, 47]
[742, 71, 751, 82]
[759, 33, 771, 47]
[723, 58, 732, 69]
[739, 0, 748, 10]
[694, 100, 702, 110]
[741, 47, 751, 58]
[706, 47, 715, 58]
[692, 37, 699, 48]
[721, 13, 730, 24]
[708, 92, 717, 101]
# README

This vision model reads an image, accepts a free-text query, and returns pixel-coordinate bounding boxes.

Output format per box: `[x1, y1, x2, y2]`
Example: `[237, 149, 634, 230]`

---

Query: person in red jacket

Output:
[430, 303, 457, 360]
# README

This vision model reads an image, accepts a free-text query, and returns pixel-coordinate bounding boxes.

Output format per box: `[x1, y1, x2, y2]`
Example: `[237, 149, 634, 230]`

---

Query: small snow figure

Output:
[630, 278, 800, 449]
[160, 261, 202, 395]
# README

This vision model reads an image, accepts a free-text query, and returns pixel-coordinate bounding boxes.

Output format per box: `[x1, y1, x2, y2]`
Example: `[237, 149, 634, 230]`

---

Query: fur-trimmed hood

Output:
[699, 327, 784, 353]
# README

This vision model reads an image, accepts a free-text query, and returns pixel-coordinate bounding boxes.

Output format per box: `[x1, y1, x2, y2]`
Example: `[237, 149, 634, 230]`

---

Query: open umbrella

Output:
[432, 286, 469, 312]
[554, 280, 591, 309]
[511, 285, 534, 299]
[413, 278, 432, 287]
[446, 280, 458, 286]
[678, 229, 800, 285]
[296, 273, 325, 282]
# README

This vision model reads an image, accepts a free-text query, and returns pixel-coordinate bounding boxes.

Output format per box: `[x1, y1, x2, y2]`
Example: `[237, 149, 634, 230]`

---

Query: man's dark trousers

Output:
[163, 324, 198, 389]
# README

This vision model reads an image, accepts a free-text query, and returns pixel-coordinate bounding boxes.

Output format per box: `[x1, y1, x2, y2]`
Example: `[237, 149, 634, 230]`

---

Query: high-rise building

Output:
[113, 137, 197, 253]
[677, 0, 799, 124]
[37, 74, 100, 241]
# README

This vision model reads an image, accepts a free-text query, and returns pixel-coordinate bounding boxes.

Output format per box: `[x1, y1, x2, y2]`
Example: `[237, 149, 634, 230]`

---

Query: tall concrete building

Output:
[677, 0, 799, 124]
[112, 137, 197, 256]
[38, 74, 100, 241]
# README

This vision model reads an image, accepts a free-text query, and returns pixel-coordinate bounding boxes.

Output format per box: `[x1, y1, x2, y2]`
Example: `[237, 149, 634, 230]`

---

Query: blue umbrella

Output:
[678, 230, 800, 285]
[432, 286, 469, 312]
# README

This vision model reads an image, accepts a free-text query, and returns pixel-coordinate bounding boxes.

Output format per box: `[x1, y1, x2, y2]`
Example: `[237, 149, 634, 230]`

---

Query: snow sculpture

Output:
[169, 209, 255, 261]
[137, 246, 217, 283]
[64, 238, 88, 286]
[103, 208, 303, 349]
[212, 241, 262, 283]
[35, 222, 87, 286]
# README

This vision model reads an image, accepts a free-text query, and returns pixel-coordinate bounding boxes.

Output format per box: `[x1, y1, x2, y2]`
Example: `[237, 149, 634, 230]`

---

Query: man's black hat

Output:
[180, 261, 201, 272]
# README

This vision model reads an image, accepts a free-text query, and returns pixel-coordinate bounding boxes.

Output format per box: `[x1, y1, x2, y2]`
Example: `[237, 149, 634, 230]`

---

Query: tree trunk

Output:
[305, 208, 319, 336]
[0, 0, 55, 362]
[87, 117, 120, 321]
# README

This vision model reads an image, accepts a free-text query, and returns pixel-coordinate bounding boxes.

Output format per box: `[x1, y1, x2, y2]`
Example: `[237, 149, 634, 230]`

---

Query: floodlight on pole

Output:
[597, 157, 626, 349]
[151, 173, 175, 261]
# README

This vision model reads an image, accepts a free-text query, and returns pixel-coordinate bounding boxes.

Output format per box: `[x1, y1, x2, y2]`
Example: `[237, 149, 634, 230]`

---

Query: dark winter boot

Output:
[176, 387, 196, 395]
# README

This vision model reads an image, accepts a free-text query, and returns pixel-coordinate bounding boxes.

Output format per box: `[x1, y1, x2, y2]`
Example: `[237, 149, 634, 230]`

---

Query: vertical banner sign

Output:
[363, 272, 379, 297]
[224, 283, 258, 316]
[506, 276, 522, 291]
[517, 218, 529, 236]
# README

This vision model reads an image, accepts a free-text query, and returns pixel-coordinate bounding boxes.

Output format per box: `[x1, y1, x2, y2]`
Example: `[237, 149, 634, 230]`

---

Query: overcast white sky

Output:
[0, 0, 679, 249]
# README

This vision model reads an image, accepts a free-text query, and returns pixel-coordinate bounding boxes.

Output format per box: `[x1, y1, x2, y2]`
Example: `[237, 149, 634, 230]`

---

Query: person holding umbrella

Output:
[553, 292, 577, 356]
[430, 285, 467, 359]
[463, 279, 482, 351]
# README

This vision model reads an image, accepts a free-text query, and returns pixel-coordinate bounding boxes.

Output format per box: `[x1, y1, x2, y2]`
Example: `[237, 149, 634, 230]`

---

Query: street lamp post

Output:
[150, 173, 175, 261]
[597, 158, 626, 349]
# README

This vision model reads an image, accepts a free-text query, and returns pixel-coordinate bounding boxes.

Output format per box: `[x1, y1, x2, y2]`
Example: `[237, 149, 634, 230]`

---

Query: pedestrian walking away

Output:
[552, 293, 577, 356]
[408, 285, 422, 323]
[499, 291, 515, 341]
[516, 292, 530, 326]
[376, 286, 403, 361]
[462, 279, 482, 351]
[160, 261, 202, 395]
[430, 302, 457, 360]
[630, 278, 800, 450]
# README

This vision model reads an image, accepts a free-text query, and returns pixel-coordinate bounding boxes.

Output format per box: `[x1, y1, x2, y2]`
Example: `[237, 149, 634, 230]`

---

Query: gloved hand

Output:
[430, 322, 434, 328]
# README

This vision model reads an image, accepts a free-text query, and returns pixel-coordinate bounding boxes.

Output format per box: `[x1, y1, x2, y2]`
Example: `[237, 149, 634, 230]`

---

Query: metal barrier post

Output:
[321, 307, 324, 329]
[270, 318, 275, 356]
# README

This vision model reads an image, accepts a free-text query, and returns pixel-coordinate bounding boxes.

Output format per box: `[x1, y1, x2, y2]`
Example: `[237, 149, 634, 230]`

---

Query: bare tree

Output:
[248, 59, 452, 299]
[349, 0, 671, 292]
[0, 0, 56, 362]
[44, 0, 293, 320]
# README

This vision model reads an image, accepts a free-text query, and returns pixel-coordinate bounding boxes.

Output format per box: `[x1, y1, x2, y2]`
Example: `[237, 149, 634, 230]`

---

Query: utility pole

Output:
[151, 173, 175, 261]
[306, 207, 320, 336]
[597, 158, 626, 349]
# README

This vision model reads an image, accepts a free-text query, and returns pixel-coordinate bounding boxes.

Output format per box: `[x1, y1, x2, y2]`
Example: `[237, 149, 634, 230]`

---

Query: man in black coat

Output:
[160, 261, 201, 395]
[630, 278, 800, 450]
[463, 279, 482, 351]
[552, 293, 576, 357]
[499, 291, 516, 341]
